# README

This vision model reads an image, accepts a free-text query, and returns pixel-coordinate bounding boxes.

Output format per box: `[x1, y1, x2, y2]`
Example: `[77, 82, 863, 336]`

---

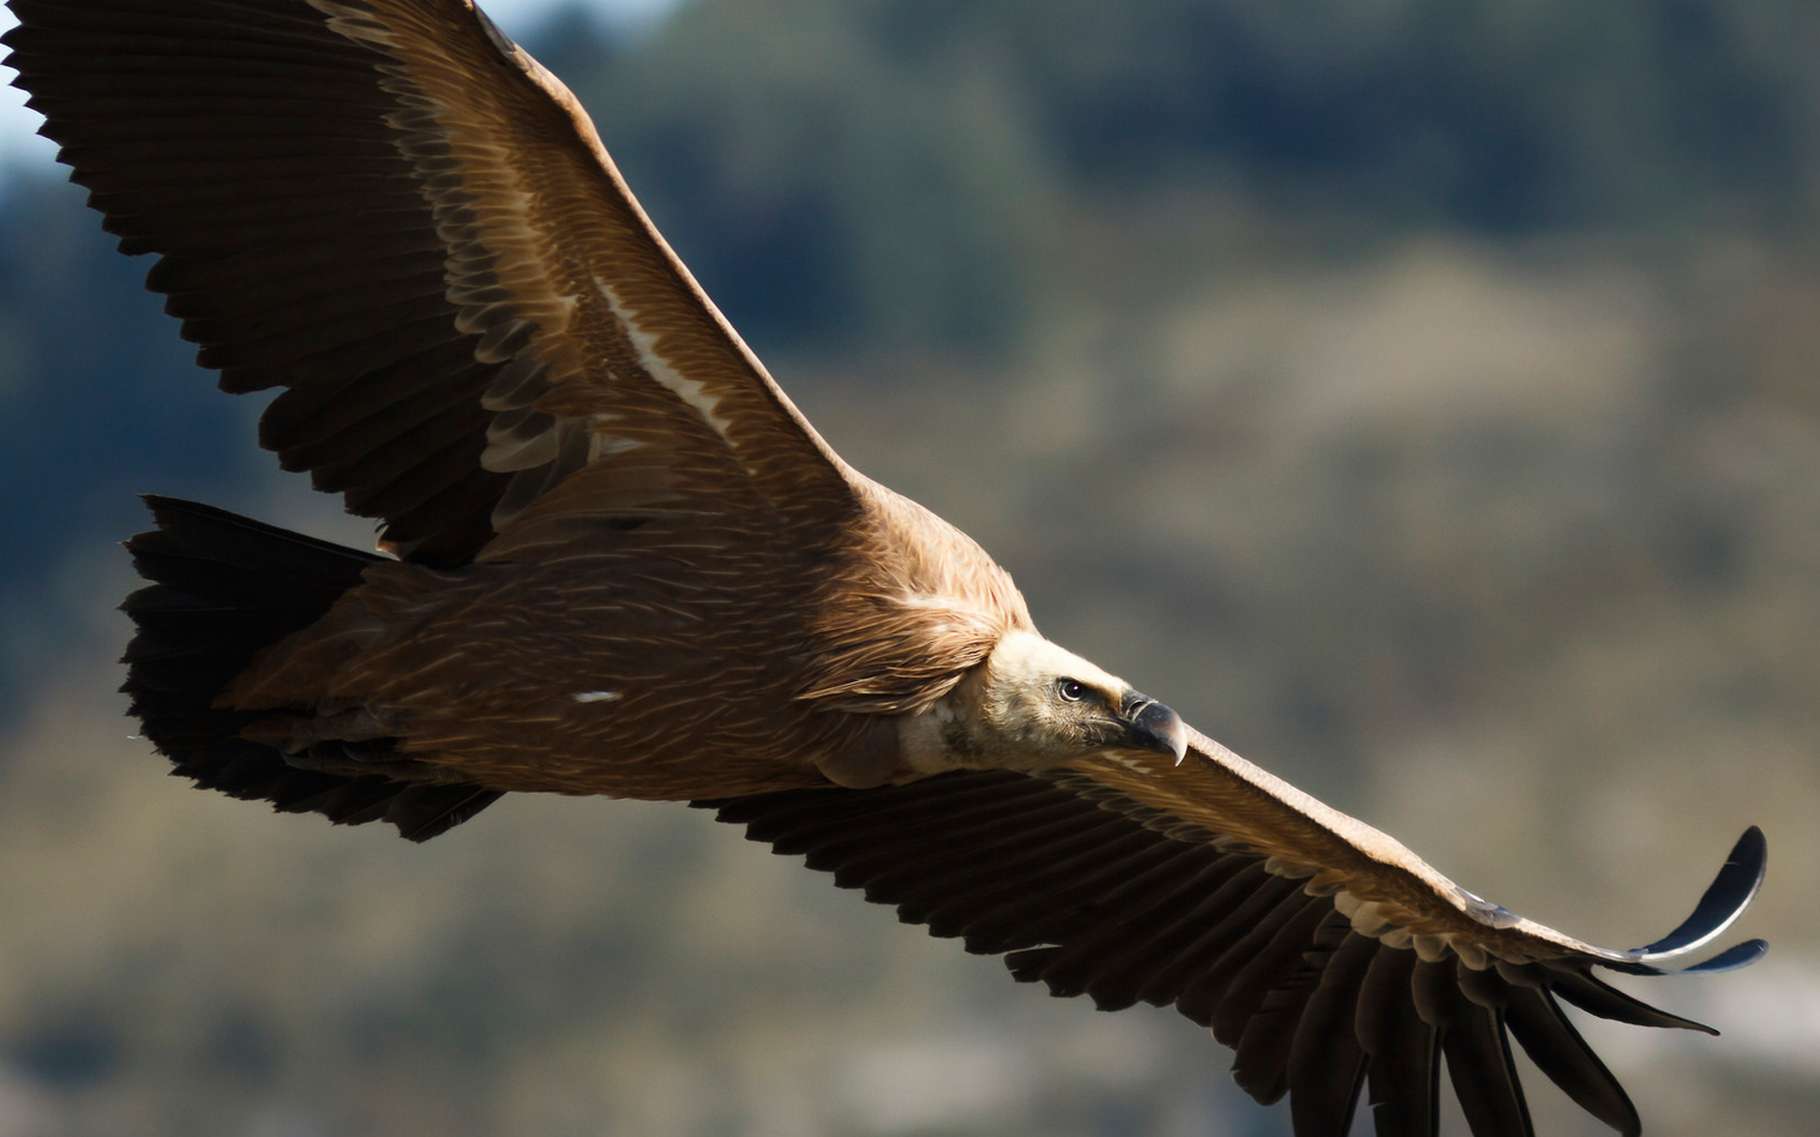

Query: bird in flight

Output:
[2, 2, 1767, 1134]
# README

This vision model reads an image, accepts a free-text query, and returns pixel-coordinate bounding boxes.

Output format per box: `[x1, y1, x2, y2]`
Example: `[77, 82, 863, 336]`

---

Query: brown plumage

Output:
[2, 3, 1768, 1135]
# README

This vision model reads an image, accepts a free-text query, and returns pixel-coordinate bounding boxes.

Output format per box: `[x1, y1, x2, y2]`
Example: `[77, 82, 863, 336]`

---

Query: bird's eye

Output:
[1056, 678, 1086, 702]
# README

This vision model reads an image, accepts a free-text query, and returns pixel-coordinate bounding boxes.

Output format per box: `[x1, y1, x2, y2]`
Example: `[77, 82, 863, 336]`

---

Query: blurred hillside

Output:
[2, 2, 1818, 1136]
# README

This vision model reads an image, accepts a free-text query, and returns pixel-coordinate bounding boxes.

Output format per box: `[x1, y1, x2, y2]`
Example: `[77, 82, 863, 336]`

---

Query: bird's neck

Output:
[895, 694, 986, 776]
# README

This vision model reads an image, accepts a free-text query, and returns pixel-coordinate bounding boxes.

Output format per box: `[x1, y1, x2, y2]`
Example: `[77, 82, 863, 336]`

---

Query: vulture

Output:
[3, 2, 1768, 1134]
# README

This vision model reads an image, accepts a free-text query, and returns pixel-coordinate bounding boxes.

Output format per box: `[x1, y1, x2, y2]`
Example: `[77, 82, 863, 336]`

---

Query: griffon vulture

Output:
[2, 2, 1768, 1134]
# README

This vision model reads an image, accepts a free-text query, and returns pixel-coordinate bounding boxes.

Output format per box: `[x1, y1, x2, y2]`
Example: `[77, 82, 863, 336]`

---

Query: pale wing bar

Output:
[305, 0, 859, 535]
[3, 0, 857, 566]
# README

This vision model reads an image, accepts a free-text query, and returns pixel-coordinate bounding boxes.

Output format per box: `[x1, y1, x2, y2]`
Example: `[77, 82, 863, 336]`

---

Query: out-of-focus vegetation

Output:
[2, 1, 1818, 1135]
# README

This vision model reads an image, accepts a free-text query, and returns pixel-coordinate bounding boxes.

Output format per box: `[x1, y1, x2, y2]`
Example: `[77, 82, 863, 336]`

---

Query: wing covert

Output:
[3, 0, 858, 564]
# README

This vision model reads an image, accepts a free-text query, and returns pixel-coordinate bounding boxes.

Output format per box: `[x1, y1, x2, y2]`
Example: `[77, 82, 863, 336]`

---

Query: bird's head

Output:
[949, 630, 1188, 769]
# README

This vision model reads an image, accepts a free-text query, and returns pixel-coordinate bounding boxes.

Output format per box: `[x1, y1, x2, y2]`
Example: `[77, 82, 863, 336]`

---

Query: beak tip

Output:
[1128, 697, 1188, 764]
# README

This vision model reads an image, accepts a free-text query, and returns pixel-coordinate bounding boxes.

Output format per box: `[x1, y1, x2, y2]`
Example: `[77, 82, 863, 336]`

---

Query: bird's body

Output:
[1, 2, 1770, 1135]
[224, 472, 1036, 799]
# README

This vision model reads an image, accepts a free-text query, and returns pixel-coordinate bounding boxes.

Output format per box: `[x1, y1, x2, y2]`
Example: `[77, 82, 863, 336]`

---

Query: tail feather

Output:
[121, 495, 501, 841]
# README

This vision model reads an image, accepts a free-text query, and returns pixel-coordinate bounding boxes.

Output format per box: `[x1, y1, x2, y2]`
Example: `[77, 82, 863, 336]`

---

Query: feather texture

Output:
[699, 772, 1763, 1136]
[3, 4, 1768, 1135]
[5, 0, 856, 566]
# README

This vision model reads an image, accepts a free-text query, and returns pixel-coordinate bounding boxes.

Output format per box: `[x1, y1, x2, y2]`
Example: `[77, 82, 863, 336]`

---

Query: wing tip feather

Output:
[1604, 825, 1769, 974]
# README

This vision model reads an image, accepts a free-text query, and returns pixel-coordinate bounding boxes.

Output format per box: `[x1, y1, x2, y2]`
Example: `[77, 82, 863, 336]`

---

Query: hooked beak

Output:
[1121, 693, 1187, 764]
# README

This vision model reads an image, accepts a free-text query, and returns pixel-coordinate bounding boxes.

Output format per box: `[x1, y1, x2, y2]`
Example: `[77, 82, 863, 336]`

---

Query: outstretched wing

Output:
[3, 0, 859, 565]
[699, 730, 1767, 1137]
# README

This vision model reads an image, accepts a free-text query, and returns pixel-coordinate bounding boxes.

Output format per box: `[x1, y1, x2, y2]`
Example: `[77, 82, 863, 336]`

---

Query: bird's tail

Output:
[120, 495, 500, 841]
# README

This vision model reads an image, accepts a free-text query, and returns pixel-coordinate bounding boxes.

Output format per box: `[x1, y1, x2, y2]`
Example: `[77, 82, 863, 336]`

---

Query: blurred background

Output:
[1, 1, 1817, 1134]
